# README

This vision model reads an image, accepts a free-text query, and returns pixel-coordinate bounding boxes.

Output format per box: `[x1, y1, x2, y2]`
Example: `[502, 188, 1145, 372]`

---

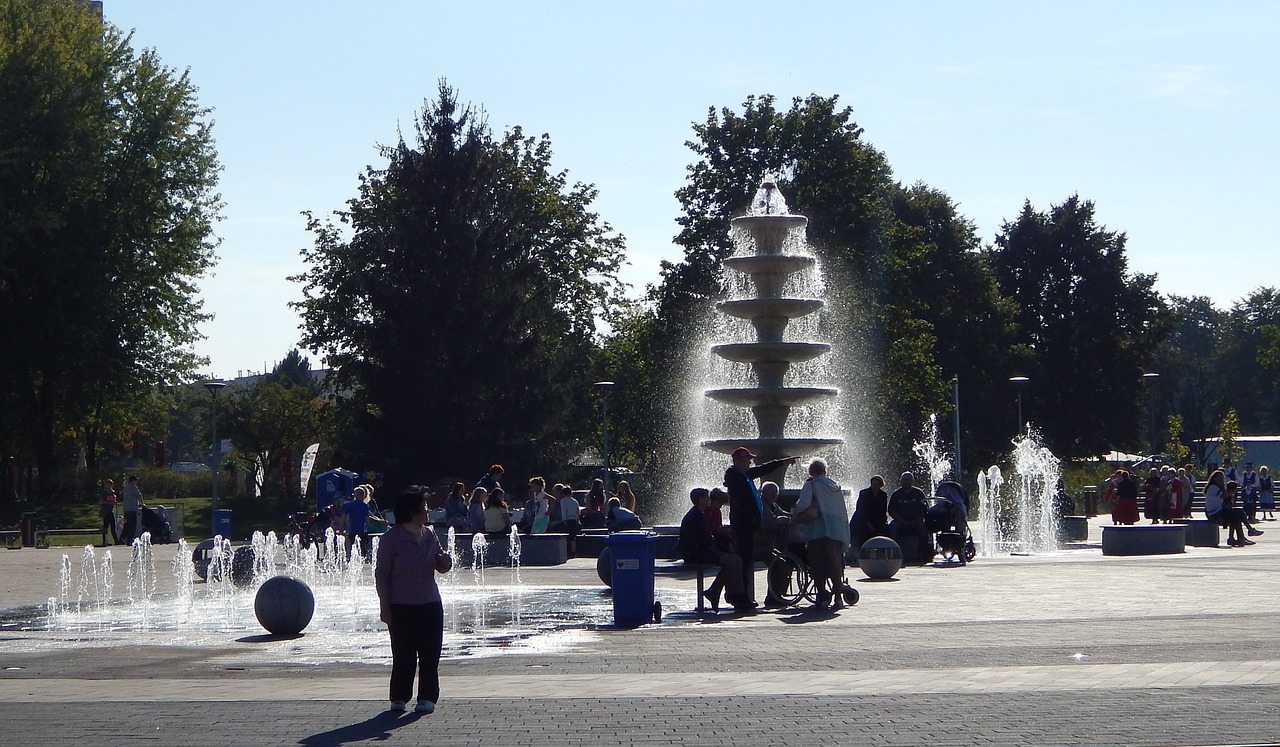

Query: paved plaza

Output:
[2, 517, 1279, 746]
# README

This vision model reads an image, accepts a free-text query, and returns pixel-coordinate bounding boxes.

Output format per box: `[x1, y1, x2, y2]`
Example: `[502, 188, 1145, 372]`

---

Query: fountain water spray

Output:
[912, 413, 953, 497]
[977, 430, 1061, 555]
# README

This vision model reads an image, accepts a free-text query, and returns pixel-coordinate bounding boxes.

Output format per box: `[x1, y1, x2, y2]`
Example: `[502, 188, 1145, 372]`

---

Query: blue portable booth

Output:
[315, 468, 359, 511]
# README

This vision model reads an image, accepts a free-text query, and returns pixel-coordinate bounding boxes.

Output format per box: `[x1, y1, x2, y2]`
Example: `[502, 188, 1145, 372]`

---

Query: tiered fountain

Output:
[700, 181, 843, 484]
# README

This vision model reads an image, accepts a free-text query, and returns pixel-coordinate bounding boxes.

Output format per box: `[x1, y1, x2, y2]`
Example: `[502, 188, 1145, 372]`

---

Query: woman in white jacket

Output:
[792, 459, 851, 609]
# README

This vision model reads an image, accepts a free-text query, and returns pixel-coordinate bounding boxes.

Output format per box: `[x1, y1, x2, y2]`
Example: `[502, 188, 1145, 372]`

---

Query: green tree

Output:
[1165, 414, 1190, 465]
[220, 373, 332, 498]
[989, 196, 1170, 457]
[1161, 295, 1225, 464]
[1218, 408, 1241, 466]
[0, 0, 221, 500]
[1215, 288, 1280, 432]
[291, 82, 626, 489]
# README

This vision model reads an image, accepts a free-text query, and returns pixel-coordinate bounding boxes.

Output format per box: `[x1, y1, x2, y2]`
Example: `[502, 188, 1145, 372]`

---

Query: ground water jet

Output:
[977, 430, 1062, 555]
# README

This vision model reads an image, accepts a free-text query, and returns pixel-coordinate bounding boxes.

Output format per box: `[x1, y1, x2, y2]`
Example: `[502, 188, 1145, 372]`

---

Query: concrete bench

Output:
[1058, 515, 1089, 542]
[1169, 519, 1220, 548]
[453, 533, 569, 567]
[1101, 524, 1186, 556]
[519, 533, 569, 565]
[575, 530, 609, 558]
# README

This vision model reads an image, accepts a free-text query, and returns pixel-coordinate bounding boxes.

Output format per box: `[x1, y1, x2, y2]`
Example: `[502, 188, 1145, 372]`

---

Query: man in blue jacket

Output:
[723, 447, 796, 610]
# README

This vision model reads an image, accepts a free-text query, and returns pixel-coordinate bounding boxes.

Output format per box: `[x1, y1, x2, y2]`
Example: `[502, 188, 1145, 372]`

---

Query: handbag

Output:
[792, 496, 821, 524]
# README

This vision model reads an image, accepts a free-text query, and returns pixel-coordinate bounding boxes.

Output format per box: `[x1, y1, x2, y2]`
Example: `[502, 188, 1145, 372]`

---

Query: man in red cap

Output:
[723, 447, 797, 610]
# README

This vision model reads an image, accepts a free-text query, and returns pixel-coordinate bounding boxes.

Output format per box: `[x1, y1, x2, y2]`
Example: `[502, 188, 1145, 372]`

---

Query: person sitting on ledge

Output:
[483, 488, 513, 537]
[605, 496, 642, 532]
[679, 487, 744, 612]
[548, 484, 582, 555]
[849, 475, 889, 557]
[888, 471, 933, 562]
[1205, 471, 1251, 547]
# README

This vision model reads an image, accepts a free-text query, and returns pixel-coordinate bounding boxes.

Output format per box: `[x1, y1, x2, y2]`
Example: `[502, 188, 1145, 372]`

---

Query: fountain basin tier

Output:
[711, 342, 831, 363]
[716, 298, 823, 320]
[723, 255, 815, 276]
[730, 214, 808, 254]
[701, 437, 844, 461]
[705, 387, 838, 408]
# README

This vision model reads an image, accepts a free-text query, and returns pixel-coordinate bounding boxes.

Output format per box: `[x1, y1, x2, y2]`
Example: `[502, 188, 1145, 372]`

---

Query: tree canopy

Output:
[0, 0, 221, 499]
[292, 82, 626, 488]
[989, 195, 1169, 457]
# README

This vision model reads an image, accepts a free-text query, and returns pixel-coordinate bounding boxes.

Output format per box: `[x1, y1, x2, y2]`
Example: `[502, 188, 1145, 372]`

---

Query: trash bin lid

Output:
[605, 531, 654, 546]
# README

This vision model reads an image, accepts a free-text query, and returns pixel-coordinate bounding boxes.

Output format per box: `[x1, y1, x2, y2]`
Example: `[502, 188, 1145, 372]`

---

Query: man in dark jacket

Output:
[679, 488, 743, 612]
[723, 446, 796, 609]
[849, 474, 889, 554]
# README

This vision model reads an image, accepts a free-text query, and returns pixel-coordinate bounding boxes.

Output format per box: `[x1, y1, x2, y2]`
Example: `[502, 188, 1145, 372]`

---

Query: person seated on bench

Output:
[483, 488, 513, 537]
[605, 497, 642, 532]
[547, 483, 582, 555]
[849, 475, 889, 555]
[888, 471, 933, 562]
[679, 488, 744, 612]
[1205, 470, 1251, 547]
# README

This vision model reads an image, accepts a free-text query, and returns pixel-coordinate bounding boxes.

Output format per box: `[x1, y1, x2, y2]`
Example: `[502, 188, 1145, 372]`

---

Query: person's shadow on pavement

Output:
[298, 710, 422, 745]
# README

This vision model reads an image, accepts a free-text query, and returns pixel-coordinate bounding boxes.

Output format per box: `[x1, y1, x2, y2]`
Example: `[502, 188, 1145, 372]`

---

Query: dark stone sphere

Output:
[254, 575, 315, 635]
[597, 547, 613, 587]
[230, 545, 257, 588]
[857, 536, 903, 580]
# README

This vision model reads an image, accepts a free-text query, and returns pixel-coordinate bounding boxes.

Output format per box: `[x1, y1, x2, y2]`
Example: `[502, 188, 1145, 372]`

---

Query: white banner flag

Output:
[299, 443, 320, 497]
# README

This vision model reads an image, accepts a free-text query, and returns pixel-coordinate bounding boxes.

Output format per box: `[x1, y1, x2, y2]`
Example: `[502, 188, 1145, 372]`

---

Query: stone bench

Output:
[454, 533, 569, 566]
[1169, 519, 1220, 548]
[1058, 515, 1089, 542]
[575, 530, 610, 558]
[1101, 524, 1186, 556]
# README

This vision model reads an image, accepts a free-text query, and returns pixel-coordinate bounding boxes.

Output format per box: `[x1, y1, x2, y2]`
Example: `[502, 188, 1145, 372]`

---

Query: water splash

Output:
[912, 413, 953, 497]
[976, 431, 1061, 555]
[471, 533, 489, 586]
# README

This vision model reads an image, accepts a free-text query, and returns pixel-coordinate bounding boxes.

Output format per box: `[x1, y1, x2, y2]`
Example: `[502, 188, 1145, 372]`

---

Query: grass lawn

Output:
[1, 493, 312, 543]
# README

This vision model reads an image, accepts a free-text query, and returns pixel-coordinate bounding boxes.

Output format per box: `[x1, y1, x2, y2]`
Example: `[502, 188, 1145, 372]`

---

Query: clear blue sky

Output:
[106, 1, 1280, 378]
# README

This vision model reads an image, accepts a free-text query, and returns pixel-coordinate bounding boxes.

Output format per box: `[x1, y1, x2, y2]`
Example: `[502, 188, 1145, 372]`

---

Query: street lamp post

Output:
[593, 381, 615, 493]
[1009, 376, 1030, 435]
[951, 375, 962, 481]
[1142, 371, 1160, 456]
[203, 381, 227, 523]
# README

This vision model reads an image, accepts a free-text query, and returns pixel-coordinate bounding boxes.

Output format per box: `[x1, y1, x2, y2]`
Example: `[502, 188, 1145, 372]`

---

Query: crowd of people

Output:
[439, 465, 643, 551]
[1105, 460, 1272, 546]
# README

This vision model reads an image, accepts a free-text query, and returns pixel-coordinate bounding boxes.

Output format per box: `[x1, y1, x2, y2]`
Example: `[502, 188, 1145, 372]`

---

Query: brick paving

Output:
[2, 516, 1280, 745]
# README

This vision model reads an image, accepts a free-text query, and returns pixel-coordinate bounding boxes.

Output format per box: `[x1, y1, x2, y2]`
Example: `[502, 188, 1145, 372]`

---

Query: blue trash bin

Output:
[606, 531, 658, 626]
[212, 508, 233, 540]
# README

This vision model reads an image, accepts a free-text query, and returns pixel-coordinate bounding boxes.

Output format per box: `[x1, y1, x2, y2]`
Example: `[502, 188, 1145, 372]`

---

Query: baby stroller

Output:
[927, 483, 976, 565]
[140, 504, 174, 544]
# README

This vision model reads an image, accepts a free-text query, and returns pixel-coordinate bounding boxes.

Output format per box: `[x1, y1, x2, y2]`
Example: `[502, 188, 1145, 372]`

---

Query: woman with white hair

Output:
[791, 459, 851, 610]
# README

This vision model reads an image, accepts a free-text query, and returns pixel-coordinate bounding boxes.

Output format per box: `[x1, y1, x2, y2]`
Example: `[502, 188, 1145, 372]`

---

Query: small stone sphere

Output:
[254, 575, 315, 635]
[597, 547, 613, 587]
[230, 545, 257, 588]
[857, 536, 903, 580]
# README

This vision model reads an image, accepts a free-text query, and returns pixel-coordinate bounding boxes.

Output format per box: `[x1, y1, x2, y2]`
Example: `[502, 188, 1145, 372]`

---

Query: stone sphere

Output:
[254, 575, 315, 635]
[857, 536, 903, 580]
[597, 547, 613, 587]
[230, 545, 257, 588]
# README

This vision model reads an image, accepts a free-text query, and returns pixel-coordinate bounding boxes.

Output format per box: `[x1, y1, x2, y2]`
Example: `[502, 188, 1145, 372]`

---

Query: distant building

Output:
[1203, 436, 1280, 470]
